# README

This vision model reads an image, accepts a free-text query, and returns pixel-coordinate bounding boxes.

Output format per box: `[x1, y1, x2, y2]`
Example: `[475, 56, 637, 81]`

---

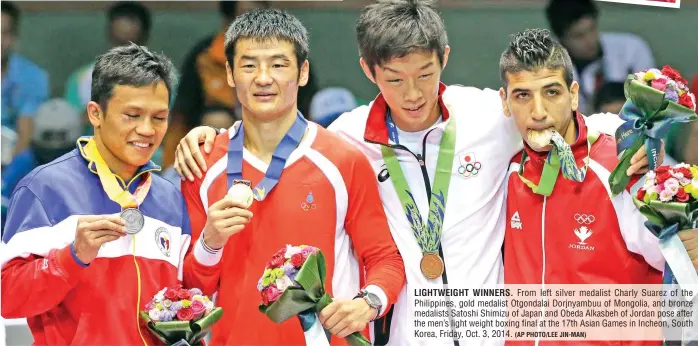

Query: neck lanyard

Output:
[226, 112, 307, 201]
[381, 113, 456, 279]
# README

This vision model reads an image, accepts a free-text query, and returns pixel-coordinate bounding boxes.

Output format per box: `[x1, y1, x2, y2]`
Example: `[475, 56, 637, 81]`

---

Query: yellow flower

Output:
[643, 72, 655, 81]
[685, 184, 693, 193]
[691, 167, 698, 177]
[692, 188, 698, 200]
[155, 303, 163, 310]
[181, 300, 192, 307]
[679, 89, 685, 96]
[193, 295, 205, 303]
[648, 192, 659, 202]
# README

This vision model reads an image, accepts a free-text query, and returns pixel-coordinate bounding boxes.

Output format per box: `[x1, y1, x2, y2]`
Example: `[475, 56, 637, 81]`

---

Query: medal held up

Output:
[79, 137, 152, 235]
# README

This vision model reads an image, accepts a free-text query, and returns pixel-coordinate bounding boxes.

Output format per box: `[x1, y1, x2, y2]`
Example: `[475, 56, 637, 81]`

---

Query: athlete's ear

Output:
[360, 58, 376, 84]
[87, 101, 104, 128]
[441, 45, 450, 70]
[226, 62, 235, 88]
[499, 88, 511, 117]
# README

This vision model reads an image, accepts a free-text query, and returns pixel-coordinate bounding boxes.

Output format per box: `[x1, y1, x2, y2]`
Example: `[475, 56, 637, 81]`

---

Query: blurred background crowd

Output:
[1, 0, 697, 236]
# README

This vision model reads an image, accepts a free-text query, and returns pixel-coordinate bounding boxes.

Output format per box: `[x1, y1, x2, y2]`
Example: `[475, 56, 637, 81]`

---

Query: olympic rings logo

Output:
[301, 203, 317, 211]
[458, 153, 481, 178]
[574, 214, 595, 225]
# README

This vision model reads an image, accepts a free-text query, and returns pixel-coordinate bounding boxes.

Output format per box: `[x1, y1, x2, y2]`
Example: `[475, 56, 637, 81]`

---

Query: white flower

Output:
[660, 190, 673, 202]
[149, 309, 161, 322]
[648, 68, 662, 75]
[646, 171, 656, 180]
[205, 301, 214, 314]
[647, 185, 659, 194]
[643, 178, 656, 189]
[154, 288, 166, 302]
[680, 178, 691, 187]
[674, 163, 691, 169]
[693, 178, 698, 187]
[284, 245, 301, 259]
[665, 178, 679, 190]
[671, 170, 685, 180]
[275, 276, 294, 291]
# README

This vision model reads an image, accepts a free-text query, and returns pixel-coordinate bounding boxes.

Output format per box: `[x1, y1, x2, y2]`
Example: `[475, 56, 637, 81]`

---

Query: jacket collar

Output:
[363, 82, 450, 145]
[523, 111, 589, 172]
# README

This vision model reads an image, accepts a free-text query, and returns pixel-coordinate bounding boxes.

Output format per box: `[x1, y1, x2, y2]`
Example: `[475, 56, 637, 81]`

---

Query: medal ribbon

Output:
[226, 112, 307, 201]
[517, 131, 600, 196]
[77, 137, 154, 346]
[380, 114, 457, 256]
[78, 137, 153, 209]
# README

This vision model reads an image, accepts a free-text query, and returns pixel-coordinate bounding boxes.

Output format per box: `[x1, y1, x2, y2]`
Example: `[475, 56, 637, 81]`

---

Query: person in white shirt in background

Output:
[545, 0, 656, 114]
[171, 1, 661, 344]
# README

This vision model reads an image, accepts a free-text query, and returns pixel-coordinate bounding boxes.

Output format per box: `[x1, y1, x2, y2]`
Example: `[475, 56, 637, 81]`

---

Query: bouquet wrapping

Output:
[633, 163, 698, 300]
[257, 245, 371, 346]
[139, 284, 223, 346]
[609, 65, 697, 196]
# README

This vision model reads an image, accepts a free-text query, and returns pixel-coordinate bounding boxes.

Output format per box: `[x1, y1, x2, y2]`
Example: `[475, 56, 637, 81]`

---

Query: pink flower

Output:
[262, 285, 282, 305]
[190, 300, 206, 320]
[300, 246, 316, 259]
[651, 78, 668, 91]
[664, 178, 679, 195]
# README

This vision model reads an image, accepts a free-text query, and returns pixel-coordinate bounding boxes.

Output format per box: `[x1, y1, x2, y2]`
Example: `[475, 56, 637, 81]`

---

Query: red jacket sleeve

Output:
[181, 168, 222, 296]
[1, 187, 86, 318]
[341, 150, 406, 316]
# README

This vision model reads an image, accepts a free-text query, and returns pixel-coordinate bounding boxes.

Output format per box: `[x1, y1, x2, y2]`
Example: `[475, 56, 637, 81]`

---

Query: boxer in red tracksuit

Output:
[499, 29, 664, 346]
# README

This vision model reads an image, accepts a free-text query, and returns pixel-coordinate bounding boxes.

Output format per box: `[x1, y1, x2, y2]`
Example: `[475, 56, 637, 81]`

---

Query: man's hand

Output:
[175, 126, 218, 181]
[318, 298, 376, 338]
[677, 229, 698, 272]
[202, 197, 253, 250]
[626, 142, 665, 176]
[73, 215, 127, 264]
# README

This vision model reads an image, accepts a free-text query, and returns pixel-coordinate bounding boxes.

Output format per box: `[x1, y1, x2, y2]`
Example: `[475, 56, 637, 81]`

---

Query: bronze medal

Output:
[420, 252, 444, 279]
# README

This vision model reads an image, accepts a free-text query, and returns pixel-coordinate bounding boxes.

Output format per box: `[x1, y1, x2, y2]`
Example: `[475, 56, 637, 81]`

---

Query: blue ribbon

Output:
[227, 112, 308, 201]
[615, 101, 672, 171]
[298, 310, 331, 341]
[645, 221, 681, 286]
[386, 110, 400, 144]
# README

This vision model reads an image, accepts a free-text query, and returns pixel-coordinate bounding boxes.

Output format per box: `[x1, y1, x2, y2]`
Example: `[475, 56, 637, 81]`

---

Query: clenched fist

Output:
[73, 215, 127, 264]
[678, 229, 698, 272]
[202, 197, 253, 250]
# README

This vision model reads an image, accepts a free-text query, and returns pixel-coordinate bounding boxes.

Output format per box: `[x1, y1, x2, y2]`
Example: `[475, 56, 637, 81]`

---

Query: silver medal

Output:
[121, 208, 144, 235]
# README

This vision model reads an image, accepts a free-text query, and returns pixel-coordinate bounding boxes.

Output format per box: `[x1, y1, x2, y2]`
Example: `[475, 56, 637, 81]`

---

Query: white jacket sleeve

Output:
[584, 112, 625, 137]
[588, 160, 665, 271]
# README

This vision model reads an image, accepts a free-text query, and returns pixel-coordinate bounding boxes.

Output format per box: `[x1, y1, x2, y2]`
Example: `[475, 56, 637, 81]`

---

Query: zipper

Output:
[535, 196, 548, 346]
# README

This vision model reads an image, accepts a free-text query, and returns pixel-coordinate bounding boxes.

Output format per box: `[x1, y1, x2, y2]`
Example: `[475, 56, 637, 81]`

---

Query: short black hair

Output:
[108, 1, 152, 37]
[499, 28, 575, 90]
[593, 82, 625, 111]
[91, 43, 177, 110]
[1, 1, 20, 34]
[224, 8, 309, 72]
[545, 0, 599, 39]
[219, 1, 271, 19]
[356, 0, 448, 76]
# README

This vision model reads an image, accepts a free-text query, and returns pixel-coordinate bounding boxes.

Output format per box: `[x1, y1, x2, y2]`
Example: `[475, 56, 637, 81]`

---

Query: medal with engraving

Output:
[78, 138, 154, 235]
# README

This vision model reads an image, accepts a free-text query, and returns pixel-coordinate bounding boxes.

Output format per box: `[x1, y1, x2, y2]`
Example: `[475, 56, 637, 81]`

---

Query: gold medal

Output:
[420, 252, 444, 280]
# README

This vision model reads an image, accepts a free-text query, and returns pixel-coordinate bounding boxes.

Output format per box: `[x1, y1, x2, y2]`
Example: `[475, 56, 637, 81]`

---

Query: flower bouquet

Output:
[609, 65, 697, 196]
[139, 285, 223, 346]
[257, 245, 370, 346]
[633, 163, 698, 296]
